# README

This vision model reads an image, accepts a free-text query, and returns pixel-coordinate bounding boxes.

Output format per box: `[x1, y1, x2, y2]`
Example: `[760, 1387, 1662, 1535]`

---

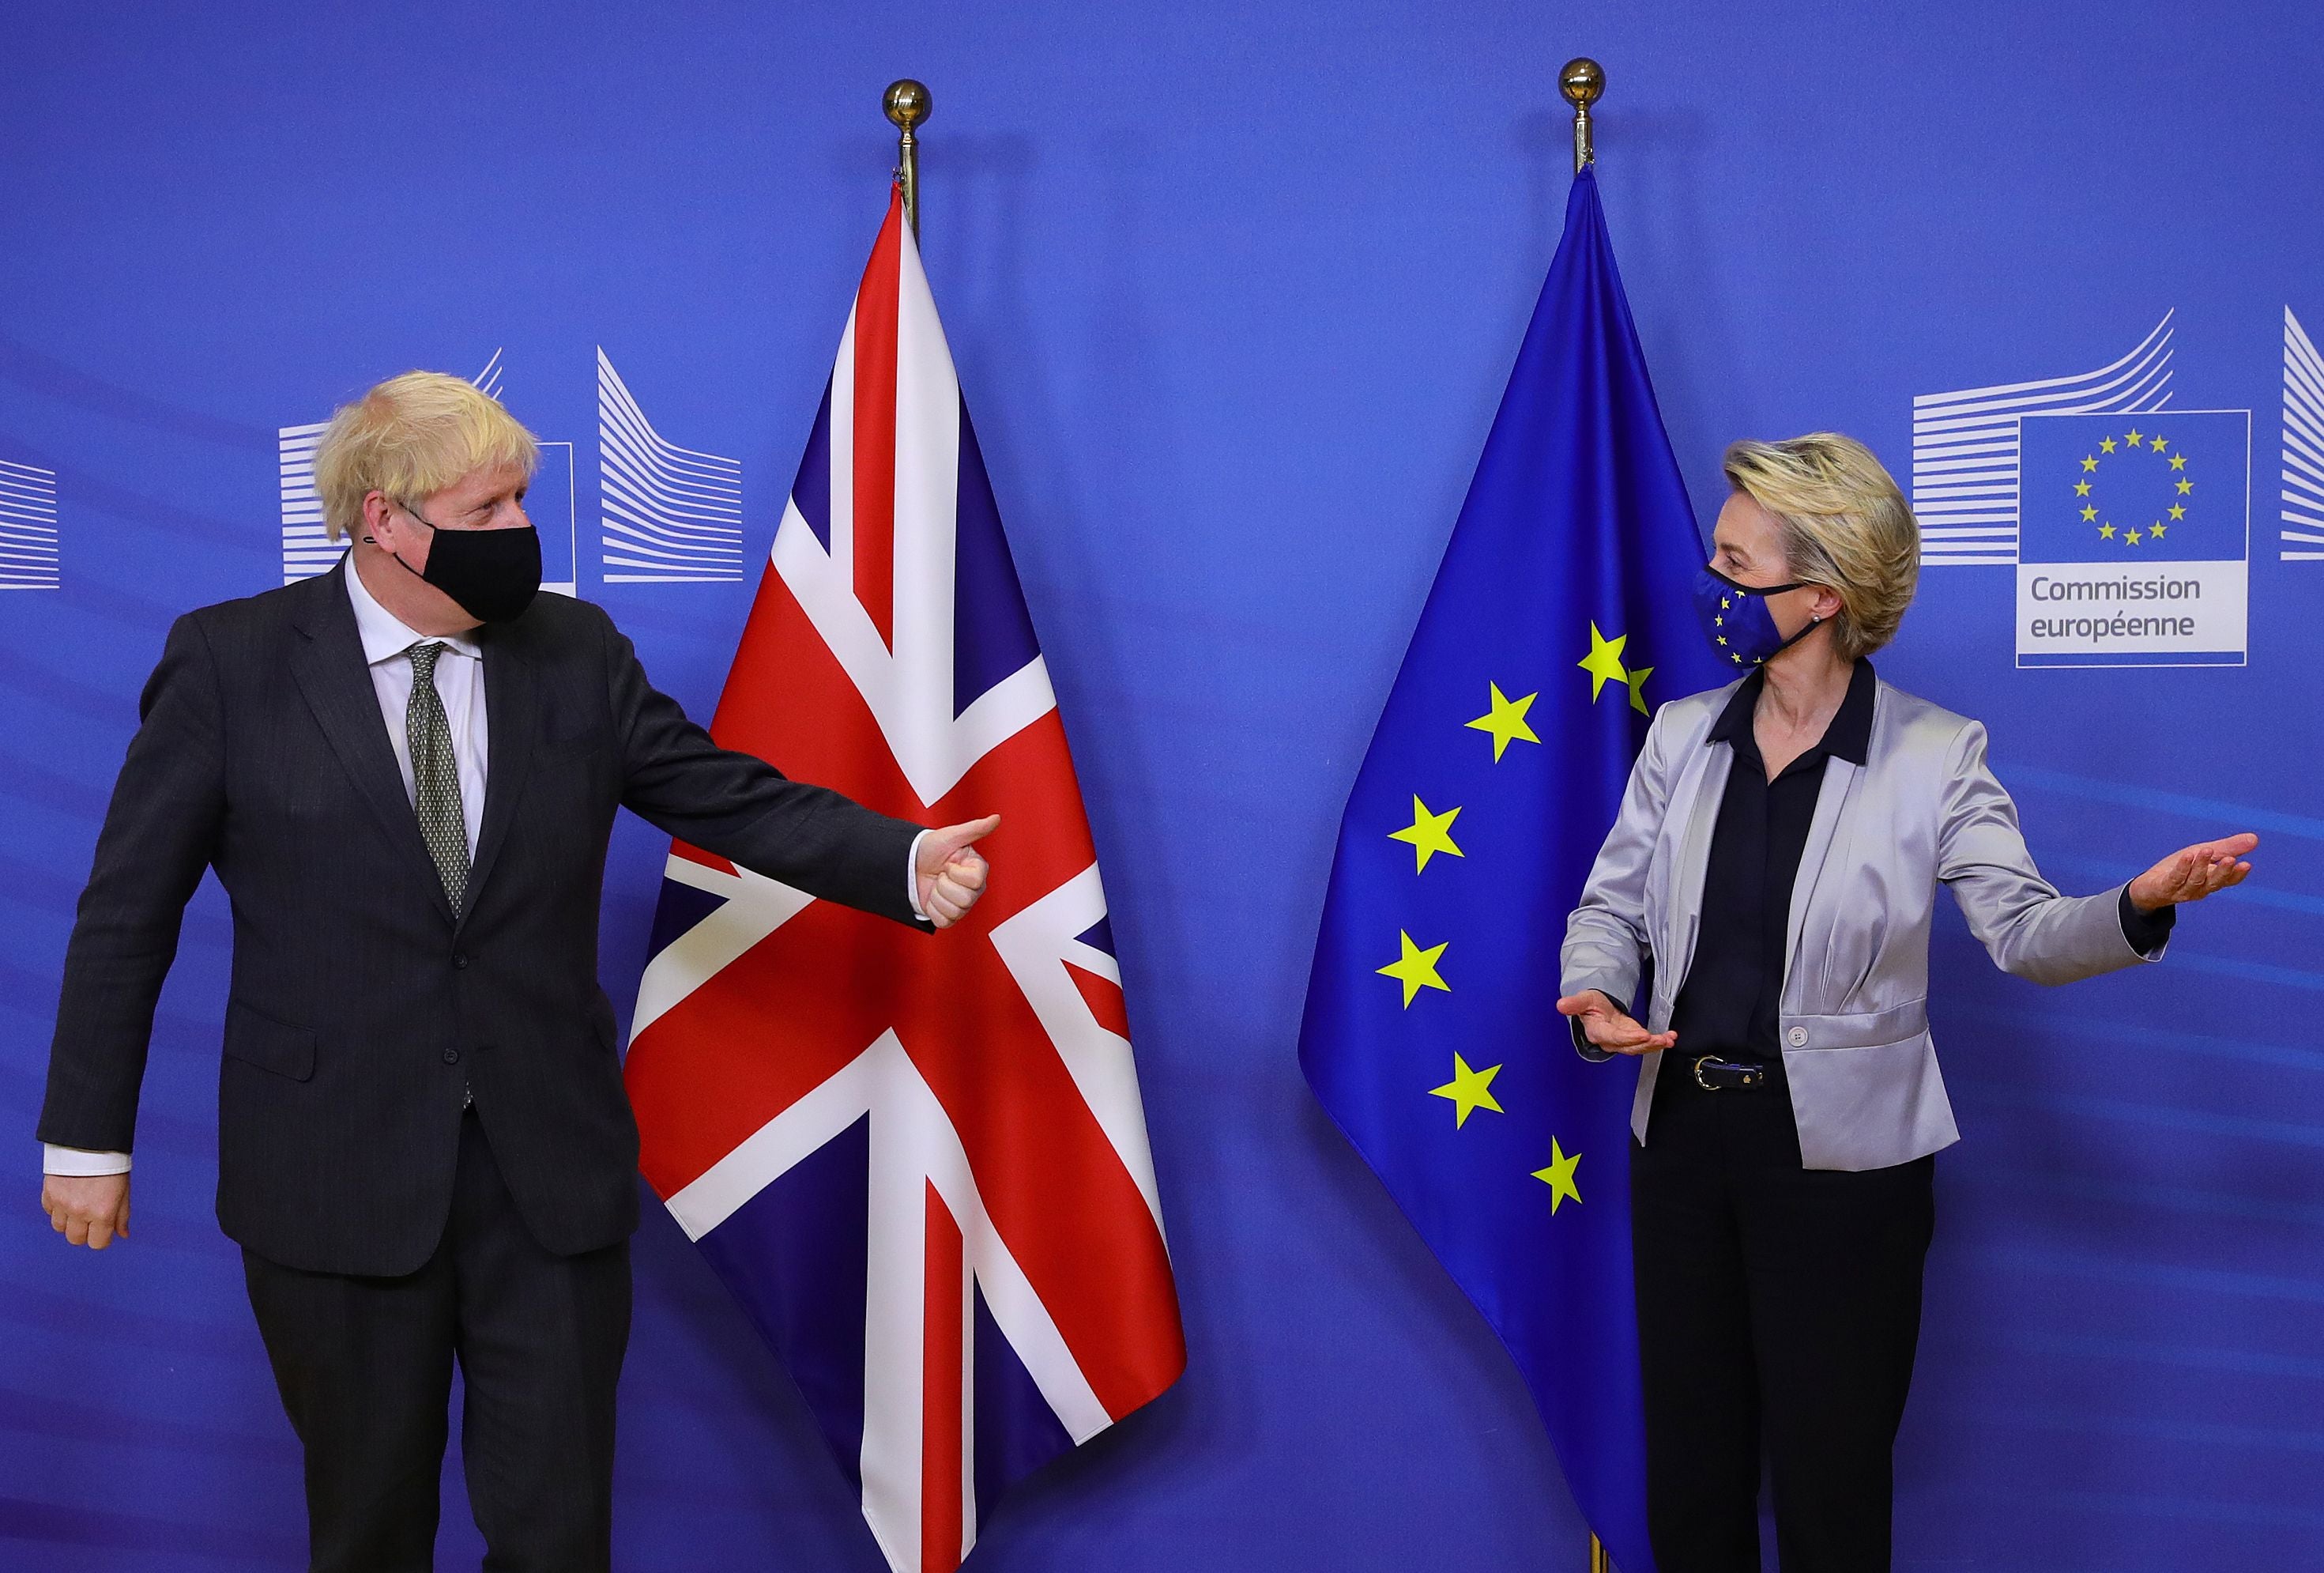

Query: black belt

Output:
[1690, 1055, 1780, 1092]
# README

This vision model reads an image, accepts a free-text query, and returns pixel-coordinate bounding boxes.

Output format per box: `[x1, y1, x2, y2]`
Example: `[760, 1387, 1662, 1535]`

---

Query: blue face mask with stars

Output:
[1694, 563, 1821, 670]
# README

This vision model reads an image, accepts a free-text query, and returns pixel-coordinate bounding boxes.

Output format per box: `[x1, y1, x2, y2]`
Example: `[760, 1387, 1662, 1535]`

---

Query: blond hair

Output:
[1722, 432, 1919, 661]
[311, 372, 539, 542]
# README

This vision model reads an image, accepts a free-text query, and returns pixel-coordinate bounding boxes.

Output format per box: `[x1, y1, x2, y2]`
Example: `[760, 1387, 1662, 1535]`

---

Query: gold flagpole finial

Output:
[1559, 58, 1604, 175]
[883, 79, 932, 238]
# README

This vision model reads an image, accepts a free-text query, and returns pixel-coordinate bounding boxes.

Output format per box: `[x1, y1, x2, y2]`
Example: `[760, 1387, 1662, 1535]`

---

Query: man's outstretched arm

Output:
[605, 617, 993, 928]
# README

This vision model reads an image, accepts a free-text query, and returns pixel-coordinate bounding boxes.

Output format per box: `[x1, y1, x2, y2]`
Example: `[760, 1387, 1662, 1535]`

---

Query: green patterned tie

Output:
[404, 642, 470, 918]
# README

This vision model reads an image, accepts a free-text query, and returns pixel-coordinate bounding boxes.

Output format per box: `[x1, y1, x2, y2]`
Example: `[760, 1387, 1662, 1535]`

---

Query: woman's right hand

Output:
[1555, 990, 1678, 1056]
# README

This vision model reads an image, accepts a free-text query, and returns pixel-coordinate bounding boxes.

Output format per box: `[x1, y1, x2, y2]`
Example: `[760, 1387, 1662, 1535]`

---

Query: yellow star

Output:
[1624, 663, 1653, 716]
[2149, 521, 2168, 539]
[1388, 796, 1464, 873]
[2080, 455, 2100, 473]
[2126, 528, 2144, 545]
[1377, 930, 1450, 1008]
[1577, 622, 1633, 704]
[2124, 428, 2144, 448]
[1465, 683, 1539, 761]
[1429, 1054, 1504, 1129]
[1531, 1137, 1582, 1213]
[2168, 504, 2186, 519]
[2080, 504, 2099, 522]
[2170, 454, 2187, 470]
[2176, 477, 2193, 495]
[2074, 480, 2092, 496]
[2100, 436, 2118, 454]
[2151, 435, 2169, 452]
[2098, 523, 2117, 539]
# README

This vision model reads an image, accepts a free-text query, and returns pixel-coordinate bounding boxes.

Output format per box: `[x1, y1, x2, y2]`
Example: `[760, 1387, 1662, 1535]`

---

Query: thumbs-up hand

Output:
[916, 815, 1000, 929]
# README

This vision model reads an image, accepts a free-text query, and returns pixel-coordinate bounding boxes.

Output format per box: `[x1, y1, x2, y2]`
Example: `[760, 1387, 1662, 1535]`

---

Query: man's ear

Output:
[360, 490, 396, 547]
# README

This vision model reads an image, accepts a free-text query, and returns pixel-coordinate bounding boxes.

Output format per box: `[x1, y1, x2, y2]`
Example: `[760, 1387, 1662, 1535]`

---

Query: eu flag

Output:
[1298, 166, 1721, 1572]
[2017, 410, 2251, 564]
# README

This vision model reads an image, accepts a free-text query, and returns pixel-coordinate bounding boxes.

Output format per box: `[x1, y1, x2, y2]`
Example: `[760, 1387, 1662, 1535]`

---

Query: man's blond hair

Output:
[1722, 432, 1919, 662]
[311, 372, 539, 542]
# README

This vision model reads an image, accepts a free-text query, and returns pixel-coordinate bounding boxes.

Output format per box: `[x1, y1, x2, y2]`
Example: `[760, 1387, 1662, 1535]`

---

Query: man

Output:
[36, 371, 999, 1570]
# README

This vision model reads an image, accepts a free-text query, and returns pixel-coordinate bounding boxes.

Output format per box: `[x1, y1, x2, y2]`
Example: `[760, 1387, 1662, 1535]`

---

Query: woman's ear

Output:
[1812, 583, 1845, 623]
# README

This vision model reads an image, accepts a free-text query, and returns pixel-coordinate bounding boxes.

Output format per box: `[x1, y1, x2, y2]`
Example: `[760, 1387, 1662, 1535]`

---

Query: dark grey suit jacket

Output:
[38, 560, 928, 1275]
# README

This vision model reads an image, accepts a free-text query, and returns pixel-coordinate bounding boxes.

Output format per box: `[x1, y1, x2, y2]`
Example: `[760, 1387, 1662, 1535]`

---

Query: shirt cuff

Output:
[906, 828, 931, 922]
[44, 1144, 131, 1177]
[2119, 885, 2176, 957]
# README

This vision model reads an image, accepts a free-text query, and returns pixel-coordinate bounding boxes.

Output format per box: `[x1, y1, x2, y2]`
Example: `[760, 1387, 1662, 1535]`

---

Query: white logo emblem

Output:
[2282, 307, 2323, 563]
[0, 458, 60, 591]
[596, 348, 744, 583]
[1913, 312, 2175, 568]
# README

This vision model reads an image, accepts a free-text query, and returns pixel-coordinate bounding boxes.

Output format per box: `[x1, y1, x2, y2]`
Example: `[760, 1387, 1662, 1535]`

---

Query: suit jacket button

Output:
[443, 1047, 461, 1065]
[1786, 1026, 1809, 1048]
[452, 952, 469, 969]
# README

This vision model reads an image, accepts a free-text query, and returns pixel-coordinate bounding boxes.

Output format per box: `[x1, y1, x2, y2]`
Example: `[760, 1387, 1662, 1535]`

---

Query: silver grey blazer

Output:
[1561, 674, 2162, 1171]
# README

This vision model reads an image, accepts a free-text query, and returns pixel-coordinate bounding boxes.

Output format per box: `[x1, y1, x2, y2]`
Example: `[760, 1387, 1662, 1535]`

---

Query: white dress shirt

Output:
[343, 546, 491, 854]
[46, 553, 929, 1177]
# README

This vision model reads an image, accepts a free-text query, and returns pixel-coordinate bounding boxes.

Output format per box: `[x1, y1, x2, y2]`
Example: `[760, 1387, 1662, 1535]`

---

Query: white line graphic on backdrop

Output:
[597, 348, 745, 583]
[1912, 311, 2176, 567]
[0, 458, 60, 590]
[277, 420, 335, 583]
[278, 350, 578, 591]
[2282, 307, 2324, 561]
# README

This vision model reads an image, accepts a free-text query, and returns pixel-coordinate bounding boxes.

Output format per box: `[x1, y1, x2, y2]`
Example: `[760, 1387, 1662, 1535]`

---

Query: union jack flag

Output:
[622, 187, 1186, 1572]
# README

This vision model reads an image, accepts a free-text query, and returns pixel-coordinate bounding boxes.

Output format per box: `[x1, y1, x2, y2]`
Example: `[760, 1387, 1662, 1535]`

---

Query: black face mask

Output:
[369, 506, 541, 624]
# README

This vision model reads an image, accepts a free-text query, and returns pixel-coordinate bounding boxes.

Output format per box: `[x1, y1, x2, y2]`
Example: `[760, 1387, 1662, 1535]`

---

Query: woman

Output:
[1556, 433, 2255, 1572]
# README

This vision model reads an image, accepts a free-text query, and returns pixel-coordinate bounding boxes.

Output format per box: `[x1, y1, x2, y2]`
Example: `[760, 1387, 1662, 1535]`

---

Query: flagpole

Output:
[1559, 51, 1616, 1573]
[883, 78, 931, 237]
[1559, 57, 1603, 174]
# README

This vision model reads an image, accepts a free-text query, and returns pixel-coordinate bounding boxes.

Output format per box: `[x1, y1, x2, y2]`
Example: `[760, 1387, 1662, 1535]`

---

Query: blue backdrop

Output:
[2, 3, 2318, 1569]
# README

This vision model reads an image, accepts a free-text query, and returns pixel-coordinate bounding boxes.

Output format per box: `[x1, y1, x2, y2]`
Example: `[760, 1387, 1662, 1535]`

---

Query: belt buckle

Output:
[1692, 1055, 1766, 1092]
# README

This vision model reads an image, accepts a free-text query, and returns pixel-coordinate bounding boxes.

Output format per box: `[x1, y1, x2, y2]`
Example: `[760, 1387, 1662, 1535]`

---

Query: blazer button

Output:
[452, 952, 469, 970]
[1786, 1026, 1809, 1048]
[443, 1047, 461, 1065]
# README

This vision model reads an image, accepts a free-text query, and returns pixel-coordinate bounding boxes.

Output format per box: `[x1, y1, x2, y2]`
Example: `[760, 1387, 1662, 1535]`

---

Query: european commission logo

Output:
[2016, 411, 2250, 666]
[1912, 312, 2252, 669]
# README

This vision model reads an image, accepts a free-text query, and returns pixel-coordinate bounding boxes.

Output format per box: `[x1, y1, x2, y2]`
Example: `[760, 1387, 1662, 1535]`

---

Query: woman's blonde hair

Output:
[1722, 432, 1919, 661]
[311, 372, 539, 542]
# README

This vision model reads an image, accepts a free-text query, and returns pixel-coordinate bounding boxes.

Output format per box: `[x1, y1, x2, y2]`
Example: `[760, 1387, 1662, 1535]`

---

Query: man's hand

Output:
[917, 815, 1000, 929]
[2129, 832, 2258, 912]
[43, 1171, 130, 1250]
[1554, 990, 1678, 1057]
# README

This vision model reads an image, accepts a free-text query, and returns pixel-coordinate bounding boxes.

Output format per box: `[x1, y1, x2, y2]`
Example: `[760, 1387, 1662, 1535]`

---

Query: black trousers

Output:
[1631, 1066, 1935, 1573]
[242, 1111, 631, 1572]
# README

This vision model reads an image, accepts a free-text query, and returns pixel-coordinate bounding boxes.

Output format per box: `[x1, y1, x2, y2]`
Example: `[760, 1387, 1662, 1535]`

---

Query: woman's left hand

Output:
[2128, 832, 2258, 912]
